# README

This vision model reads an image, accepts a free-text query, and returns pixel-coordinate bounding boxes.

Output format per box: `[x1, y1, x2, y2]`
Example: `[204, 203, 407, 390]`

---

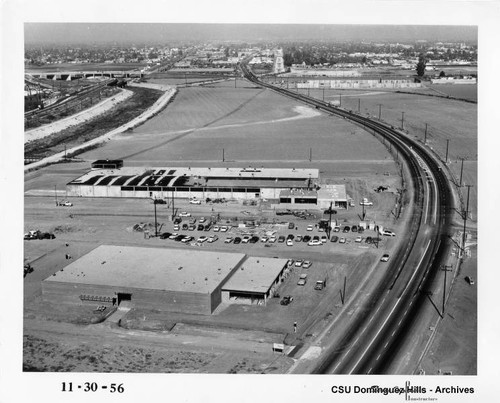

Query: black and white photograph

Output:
[1, 0, 499, 402]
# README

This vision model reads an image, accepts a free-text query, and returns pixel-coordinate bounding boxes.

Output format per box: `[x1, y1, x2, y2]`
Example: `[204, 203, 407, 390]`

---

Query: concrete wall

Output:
[42, 281, 215, 315]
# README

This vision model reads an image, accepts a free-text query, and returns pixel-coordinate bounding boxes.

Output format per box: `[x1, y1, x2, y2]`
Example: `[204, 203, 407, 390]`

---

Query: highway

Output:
[239, 63, 454, 374]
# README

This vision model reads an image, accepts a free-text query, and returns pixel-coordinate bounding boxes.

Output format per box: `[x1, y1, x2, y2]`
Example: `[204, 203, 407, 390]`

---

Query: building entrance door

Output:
[117, 292, 132, 305]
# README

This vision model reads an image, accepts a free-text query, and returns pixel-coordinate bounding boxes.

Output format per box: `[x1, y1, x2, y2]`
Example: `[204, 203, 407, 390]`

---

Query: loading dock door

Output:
[117, 292, 132, 305]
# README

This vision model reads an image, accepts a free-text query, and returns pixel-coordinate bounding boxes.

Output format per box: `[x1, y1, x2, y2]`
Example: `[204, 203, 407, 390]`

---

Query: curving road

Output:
[239, 63, 454, 374]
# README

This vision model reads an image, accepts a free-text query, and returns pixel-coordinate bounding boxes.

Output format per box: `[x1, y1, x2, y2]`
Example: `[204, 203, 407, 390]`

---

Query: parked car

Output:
[330, 235, 339, 243]
[189, 198, 201, 204]
[278, 235, 286, 243]
[173, 224, 180, 231]
[213, 226, 220, 232]
[314, 280, 326, 290]
[220, 226, 229, 232]
[286, 239, 294, 246]
[199, 217, 206, 223]
[380, 253, 390, 262]
[355, 236, 363, 243]
[295, 259, 304, 267]
[242, 236, 251, 244]
[179, 212, 191, 217]
[303, 235, 311, 243]
[268, 236, 277, 243]
[204, 223, 212, 231]
[339, 237, 346, 244]
[173, 217, 182, 224]
[324, 208, 337, 215]
[160, 232, 172, 239]
[168, 233, 179, 240]
[287, 234, 294, 240]
[297, 274, 308, 286]
[197, 236, 208, 243]
[308, 239, 322, 246]
[465, 276, 475, 285]
[287, 259, 295, 267]
[365, 236, 373, 244]
[306, 225, 314, 231]
[182, 224, 189, 230]
[224, 237, 233, 243]
[312, 235, 320, 241]
[343, 226, 350, 233]
[296, 235, 303, 242]
[382, 230, 396, 237]
[233, 237, 242, 244]
[181, 236, 193, 243]
[333, 226, 340, 232]
[197, 224, 205, 231]
[351, 226, 358, 233]
[208, 235, 218, 243]
[280, 295, 294, 305]
[260, 237, 268, 243]
[358, 226, 364, 233]
[302, 261, 312, 269]
[249, 236, 259, 244]
[188, 224, 196, 231]
[58, 200, 73, 207]
[288, 222, 295, 229]
[321, 235, 327, 243]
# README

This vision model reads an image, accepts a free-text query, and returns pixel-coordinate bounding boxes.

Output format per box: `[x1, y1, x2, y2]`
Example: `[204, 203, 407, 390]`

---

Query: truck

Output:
[314, 280, 326, 290]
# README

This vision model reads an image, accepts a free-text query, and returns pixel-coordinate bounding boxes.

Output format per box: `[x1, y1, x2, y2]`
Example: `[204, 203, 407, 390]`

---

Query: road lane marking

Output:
[347, 240, 432, 374]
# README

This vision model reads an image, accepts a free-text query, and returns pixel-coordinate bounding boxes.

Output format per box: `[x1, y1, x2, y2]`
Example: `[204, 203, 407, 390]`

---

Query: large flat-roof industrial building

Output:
[66, 166, 319, 201]
[42, 245, 288, 314]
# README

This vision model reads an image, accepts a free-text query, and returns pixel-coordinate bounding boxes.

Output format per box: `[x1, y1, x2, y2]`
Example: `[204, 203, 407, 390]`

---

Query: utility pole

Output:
[54, 184, 58, 206]
[171, 189, 175, 221]
[322, 87, 325, 101]
[424, 123, 428, 144]
[441, 265, 453, 316]
[327, 201, 333, 239]
[309, 147, 312, 162]
[307, 87, 310, 97]
[358, 98, 360, 113]
[378, 104, 382, 120]
[445, 139, 450, 163]
[339, 94, 342, 107]
[401, 111, 405, 130]
[459, 157, 465, 186]
[362, 199, 366, 221]
[64, 144, 67, 160]
[222, 148, 225, 163]
[340, 276, 346, 305]
[462, 184, 472, 257]
[153, 199, 158, 237]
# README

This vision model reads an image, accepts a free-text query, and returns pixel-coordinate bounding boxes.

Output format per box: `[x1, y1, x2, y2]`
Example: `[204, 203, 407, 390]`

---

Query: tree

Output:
[416, 53, 427, 77]
[439, 70, 446, 78]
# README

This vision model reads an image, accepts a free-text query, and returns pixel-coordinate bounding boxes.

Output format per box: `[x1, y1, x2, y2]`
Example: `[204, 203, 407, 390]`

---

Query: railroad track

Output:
[240, 63, 453, 374]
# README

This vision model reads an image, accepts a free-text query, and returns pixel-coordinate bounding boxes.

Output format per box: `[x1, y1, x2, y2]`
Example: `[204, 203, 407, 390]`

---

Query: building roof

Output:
[222, 256, 288, 295]
[279, 189, 318, 198]
[317, 184, 347, 201]
[68, 166, 319, 187]
[45, 245, 246, 294]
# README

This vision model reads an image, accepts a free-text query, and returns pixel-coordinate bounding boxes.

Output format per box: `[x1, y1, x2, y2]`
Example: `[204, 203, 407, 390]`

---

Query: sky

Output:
[24, 23, 478, 46]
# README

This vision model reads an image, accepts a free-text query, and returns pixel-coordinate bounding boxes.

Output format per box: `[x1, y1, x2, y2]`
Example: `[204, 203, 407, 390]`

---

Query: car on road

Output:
[355, 236, 363, 243]
[179, 212, 191, 217]
[380, 253, 390, 262]
[268, 236, 277, 243]
[233, 237, 242, 244]
[197, 224, 204, 231]
[197, 236, 208, 243]
[224, 237, 233, 243]
[160, 232, 172, 239]
[321, 235, 327, 243]
[278, 235, 286, 243]
[465, 276, 475, 285]
[286, 239, 294, 246]
[330, 235, 339, 243]
[302, 261, 312, 269]
[189, 199, 201, 204]
[207, 235, 218, 243]
[308, 239, 322, 246]
[339, 237, 346, 244]
[297, 274, 308, 286]
[343, 226, 350, 233]
[303, 235, 311, 243]
[280, 295, 294, 305]
[306, 225, 314, 231]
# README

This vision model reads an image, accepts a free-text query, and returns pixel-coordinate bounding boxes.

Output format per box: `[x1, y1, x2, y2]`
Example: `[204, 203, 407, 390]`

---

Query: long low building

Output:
[42, 245, 288, 314]
[66, 166, 319, 200]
